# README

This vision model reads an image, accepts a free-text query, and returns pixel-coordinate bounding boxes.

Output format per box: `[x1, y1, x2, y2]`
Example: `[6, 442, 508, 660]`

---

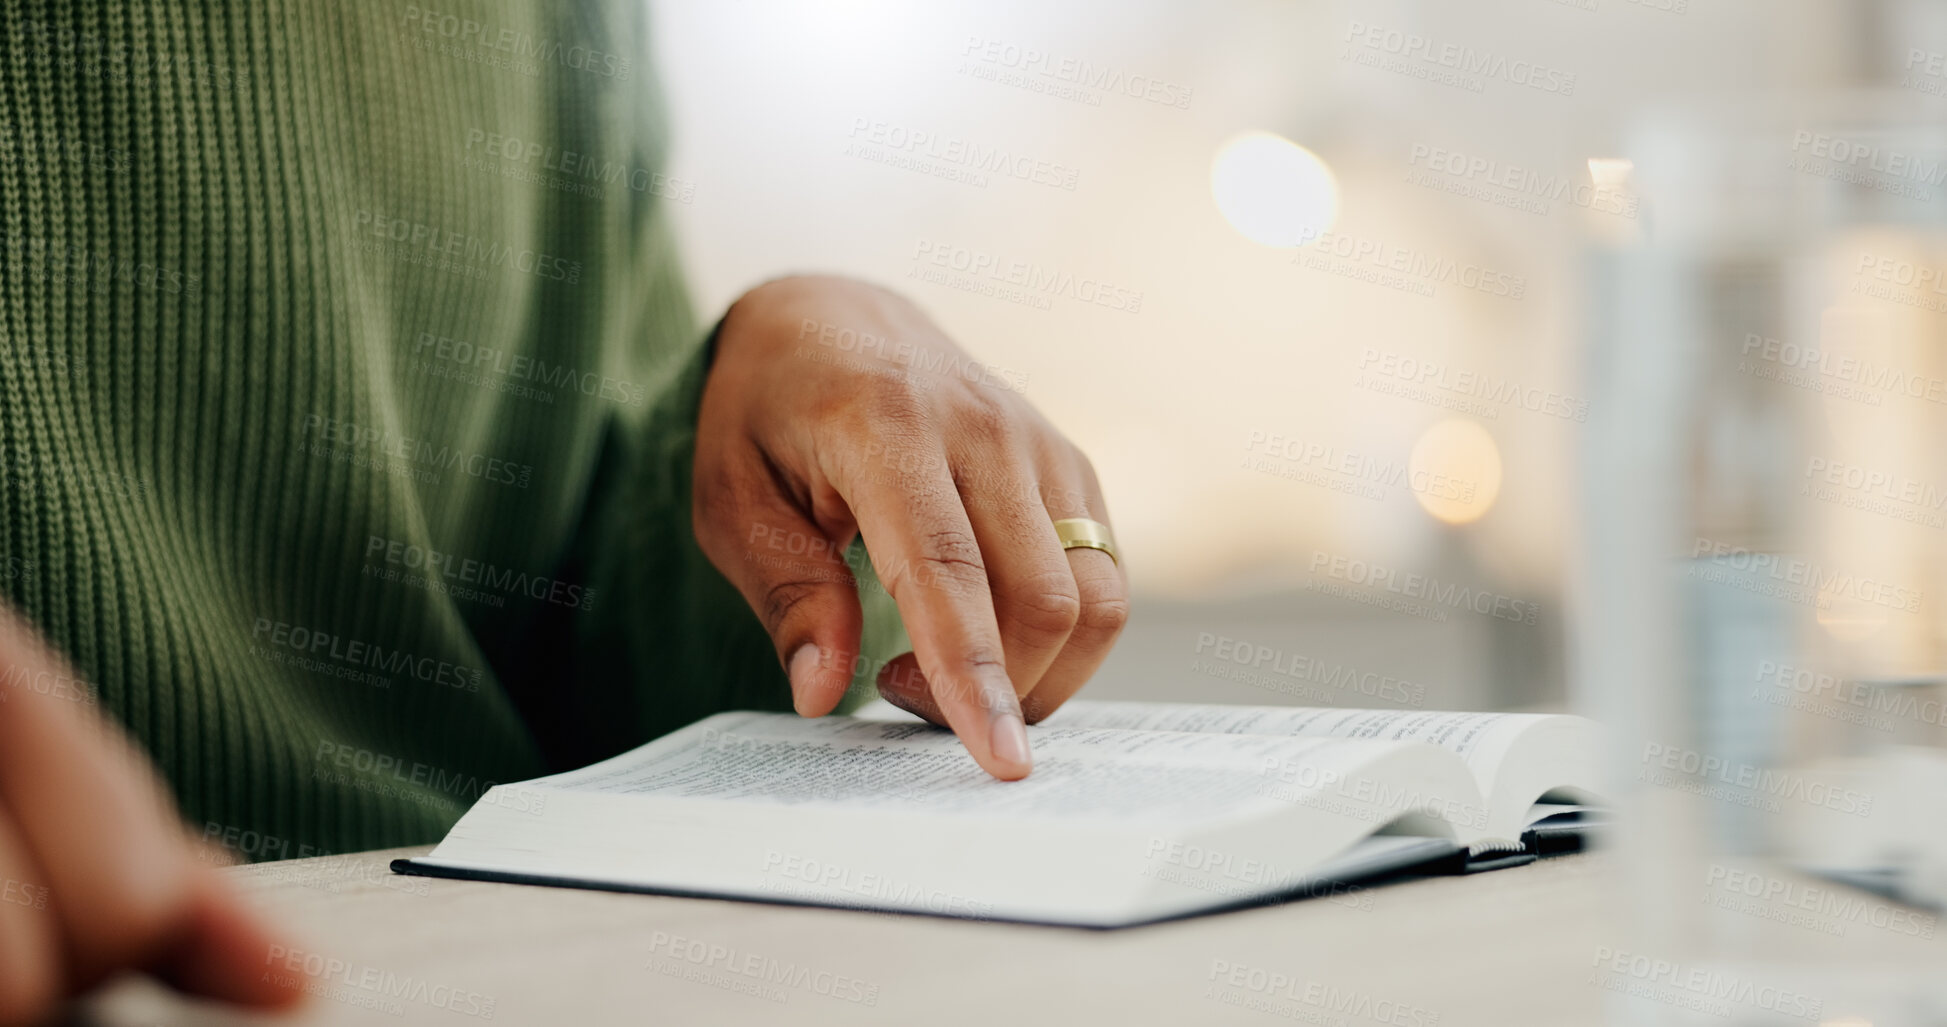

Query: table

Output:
[70, 847, 1940, 1026]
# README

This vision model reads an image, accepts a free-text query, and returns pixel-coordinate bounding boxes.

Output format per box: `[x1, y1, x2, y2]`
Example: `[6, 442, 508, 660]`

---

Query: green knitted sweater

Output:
[0, 1, 832, 857]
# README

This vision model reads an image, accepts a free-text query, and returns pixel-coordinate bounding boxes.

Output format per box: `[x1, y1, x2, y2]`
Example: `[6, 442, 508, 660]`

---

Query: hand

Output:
[694, 276, 1129, 779]
[0, 610, 300, 1024]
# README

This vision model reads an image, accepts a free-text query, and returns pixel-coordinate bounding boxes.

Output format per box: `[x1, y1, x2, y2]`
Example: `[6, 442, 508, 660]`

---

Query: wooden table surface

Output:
[65, 845, 1944, 1027]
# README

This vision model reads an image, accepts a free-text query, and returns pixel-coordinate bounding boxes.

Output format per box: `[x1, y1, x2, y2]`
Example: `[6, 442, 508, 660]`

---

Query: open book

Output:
[394, 700, 1604, 927]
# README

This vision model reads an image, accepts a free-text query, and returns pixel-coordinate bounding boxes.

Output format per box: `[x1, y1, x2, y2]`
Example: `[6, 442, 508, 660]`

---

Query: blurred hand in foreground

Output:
[0, 611, 300, 1025]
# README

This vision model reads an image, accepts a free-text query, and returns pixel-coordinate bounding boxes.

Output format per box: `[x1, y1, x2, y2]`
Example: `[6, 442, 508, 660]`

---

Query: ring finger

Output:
[1021, 457, 1128, 723]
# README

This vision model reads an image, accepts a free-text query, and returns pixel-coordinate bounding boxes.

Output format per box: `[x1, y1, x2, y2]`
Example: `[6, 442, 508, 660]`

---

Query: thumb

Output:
[706, 496, 865, 717]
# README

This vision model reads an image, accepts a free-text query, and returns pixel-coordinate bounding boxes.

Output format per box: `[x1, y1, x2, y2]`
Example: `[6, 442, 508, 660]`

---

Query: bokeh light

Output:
[1409, 419, 1503, 525]
[1210, 131, 1339, 248]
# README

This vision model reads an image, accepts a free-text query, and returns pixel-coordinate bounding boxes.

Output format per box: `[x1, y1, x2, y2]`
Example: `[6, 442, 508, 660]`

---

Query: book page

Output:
[853, 699, 1598, 838]
[1033, 700, 1549, 776]
[1024, 701, 1605, 842]
[527, 712, 1477, 828]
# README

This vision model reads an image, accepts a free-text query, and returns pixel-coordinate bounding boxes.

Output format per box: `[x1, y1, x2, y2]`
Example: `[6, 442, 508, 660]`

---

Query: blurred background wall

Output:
[646, 0, 1905, 713]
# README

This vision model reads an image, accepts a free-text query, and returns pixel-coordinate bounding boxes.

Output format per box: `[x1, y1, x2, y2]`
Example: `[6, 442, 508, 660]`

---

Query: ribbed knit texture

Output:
[0, 0, 799, 857]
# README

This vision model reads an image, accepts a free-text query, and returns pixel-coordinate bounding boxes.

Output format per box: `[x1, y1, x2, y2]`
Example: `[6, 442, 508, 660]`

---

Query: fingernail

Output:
[989, 711, 1032, 773]
[788, 643, 821, 715]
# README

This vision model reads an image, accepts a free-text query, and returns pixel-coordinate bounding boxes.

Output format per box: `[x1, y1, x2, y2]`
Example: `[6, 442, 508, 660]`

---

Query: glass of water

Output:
[1576, 95, 1947, 1026]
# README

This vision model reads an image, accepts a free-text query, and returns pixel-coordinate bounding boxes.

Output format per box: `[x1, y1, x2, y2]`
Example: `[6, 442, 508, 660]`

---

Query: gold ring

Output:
[1053, 518, 1118, 565]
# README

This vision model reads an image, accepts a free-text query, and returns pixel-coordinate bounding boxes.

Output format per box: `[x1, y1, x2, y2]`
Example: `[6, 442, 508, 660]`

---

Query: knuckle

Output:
[1003, 570, 1082, 640]
[759, 577, 834, 633]
[925, 653, 1010, 708]
[891, 529, 987, 599]
[866, 376, 931, 428]
[955, 392, 1015, 444]
[826, 415, 941, 493]
[1041, 482, 1090, 516]
[1068, 444, 1100, 480]
[922, 527, 984, 567]
[1075, 590, 1131, 638]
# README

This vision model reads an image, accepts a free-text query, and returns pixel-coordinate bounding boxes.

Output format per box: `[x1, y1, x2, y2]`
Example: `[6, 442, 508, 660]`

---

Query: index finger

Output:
[835, 447, 1033, 779]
